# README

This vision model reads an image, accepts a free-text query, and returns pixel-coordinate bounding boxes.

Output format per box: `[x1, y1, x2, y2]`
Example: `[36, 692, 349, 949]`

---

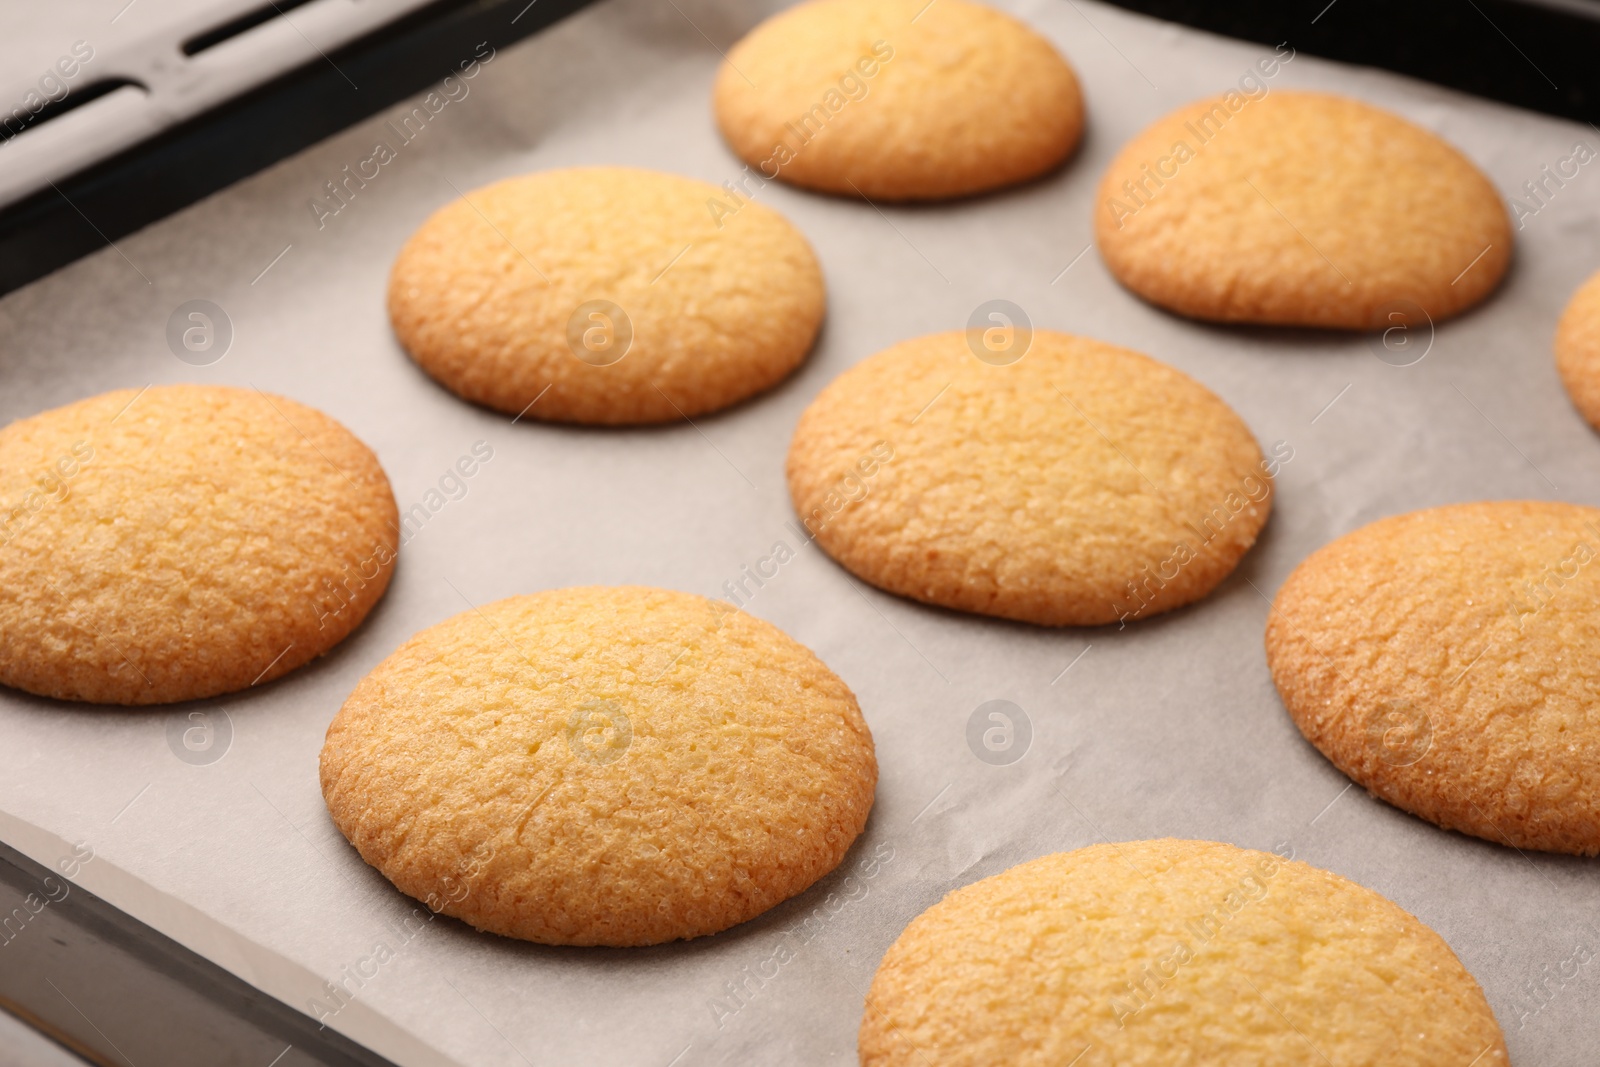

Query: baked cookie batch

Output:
[8, 0, 1599, 1058]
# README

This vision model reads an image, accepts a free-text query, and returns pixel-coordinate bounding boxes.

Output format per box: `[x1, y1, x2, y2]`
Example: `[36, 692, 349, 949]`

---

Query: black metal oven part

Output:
[1100, 0, 1600, 126]
[0, 838, 399, 1067]
[0, 0, 599, 299]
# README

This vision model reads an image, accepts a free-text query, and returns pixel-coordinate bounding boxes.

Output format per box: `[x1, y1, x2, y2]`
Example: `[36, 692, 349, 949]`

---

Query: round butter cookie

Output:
[1095, 90, 1510, 328]
[0, 385, 397, 705]
[786, 330, 1273, 626]
[388, 166, 824, 424]
[1556, 268, 1600, 430]
[1267, 501, 1600, 855]
[860, 839, 1507, 1066]
[713, 0, 1083, 200]
[320, 586, 877, 946]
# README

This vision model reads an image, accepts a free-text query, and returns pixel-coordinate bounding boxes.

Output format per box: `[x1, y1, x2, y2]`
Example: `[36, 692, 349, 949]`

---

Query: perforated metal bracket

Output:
[0, 0, 446, 211]
[0, 0, 596, 296]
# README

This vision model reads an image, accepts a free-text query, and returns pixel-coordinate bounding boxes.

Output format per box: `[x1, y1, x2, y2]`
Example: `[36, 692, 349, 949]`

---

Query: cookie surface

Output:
[0, 385, 397, 705]
[320, 586, 876, 946]
[1267, 501, 1600, 855]
[714, 0, 1083, 200]
[388, 166, 824, 424]
[786, 330, 1272, 626]
[1556, 268, 1600, 431]
[1095, 90, 1510, 328]
[860, 839, 1507, 1066]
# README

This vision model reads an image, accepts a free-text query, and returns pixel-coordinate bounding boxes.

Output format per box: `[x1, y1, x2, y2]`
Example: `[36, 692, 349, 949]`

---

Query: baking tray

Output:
[0, 838, 394, 1067]
[1, 0, 1598, 1063]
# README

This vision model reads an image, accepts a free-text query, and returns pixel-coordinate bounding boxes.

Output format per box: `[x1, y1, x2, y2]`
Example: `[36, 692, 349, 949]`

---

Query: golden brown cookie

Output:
[0, 385, 397, 705]
[1095, 90, 1510, 328]
[713, 0, 1083, 200]
[786, 330, 1275, 626]
[320, 585, 877, 946]
[388, 166, 824, 424]
[1267, 501, 1600, 855]
[1556, 268, 1600, 431]
[861, 839, 1507, 1066]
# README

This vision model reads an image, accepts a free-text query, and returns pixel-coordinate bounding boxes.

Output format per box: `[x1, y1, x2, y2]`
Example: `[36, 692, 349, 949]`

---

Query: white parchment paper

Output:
[1, 0, 1597, 1063]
